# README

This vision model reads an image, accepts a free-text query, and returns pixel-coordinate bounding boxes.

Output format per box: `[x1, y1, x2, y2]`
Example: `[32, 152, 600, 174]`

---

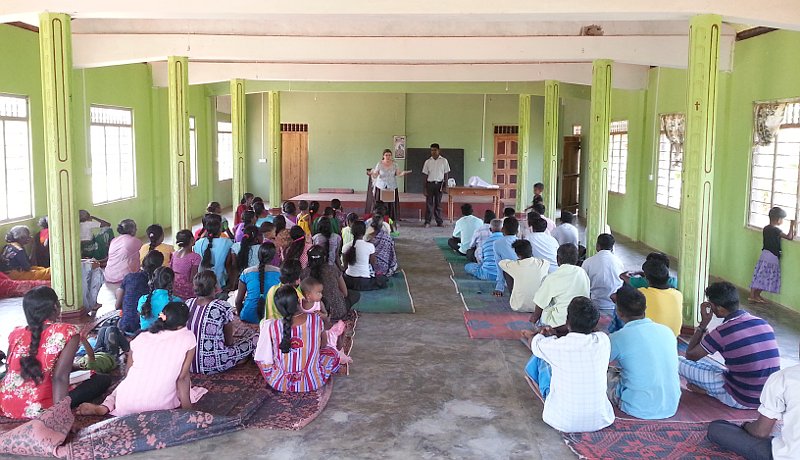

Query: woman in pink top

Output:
[102, 220, 143, 284]
[76, 302, 199, 417]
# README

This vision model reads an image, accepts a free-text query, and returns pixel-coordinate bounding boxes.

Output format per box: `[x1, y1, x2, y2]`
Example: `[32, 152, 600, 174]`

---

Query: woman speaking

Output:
[367, 149, 411, 222]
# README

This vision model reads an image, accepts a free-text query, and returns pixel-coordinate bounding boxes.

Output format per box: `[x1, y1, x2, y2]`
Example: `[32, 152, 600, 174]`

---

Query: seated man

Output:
[466, 210, 496, 263]
[521, 297, 615, 433]
[608, 285, 680, 419]
[623, 252, 678, 289]
[525, 214, 559, 273]
[464, 219, 503, 282]
[532, 202, 556, 234]
[498, 240, 548, 312]
[529, 243, 589, 330]
[638, 259, 683, 336]
[680, 281, 780, 409]
[707, 352, 799, 460]
[492, 217, 518, 296]
[582, 233, 625, 329]
[448, 203, 483, 256]
[550, 210, 579, 247]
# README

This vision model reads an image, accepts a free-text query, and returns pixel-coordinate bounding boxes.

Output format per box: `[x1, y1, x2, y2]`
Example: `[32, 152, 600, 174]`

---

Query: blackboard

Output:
[404, 148, 465, 193]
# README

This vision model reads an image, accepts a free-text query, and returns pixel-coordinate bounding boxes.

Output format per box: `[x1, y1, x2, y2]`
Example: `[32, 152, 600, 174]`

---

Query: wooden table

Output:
[447, 186, 501, 223]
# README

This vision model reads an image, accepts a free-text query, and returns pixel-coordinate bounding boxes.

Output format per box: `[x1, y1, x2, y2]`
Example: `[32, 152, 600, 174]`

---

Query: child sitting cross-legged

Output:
[137, 267, 182, 331]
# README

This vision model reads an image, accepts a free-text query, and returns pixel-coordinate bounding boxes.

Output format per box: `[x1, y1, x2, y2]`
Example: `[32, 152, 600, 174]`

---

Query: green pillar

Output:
[543, 81, 560, 220]
[678, 15, 721, 326]
[268, 91, 282, 209]
[167, 56, 191, 235]
[586, 60, 613, 257]
[516, 94, 531, 212]
[231, 79, 247, 205]
[39, 13, 81, 313]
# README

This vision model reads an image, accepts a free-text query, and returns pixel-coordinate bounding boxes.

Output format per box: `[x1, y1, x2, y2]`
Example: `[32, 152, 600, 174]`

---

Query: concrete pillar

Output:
[678, 15, 721, 325]
[167, 56, 191, 235]
[543, 81, 560, 220]
[586, 59, 613, 257]
[516, 94, 531, 212]
[231, 79, 247, 205]
[268, 91, 282, 209]
[39, 13, 81, 313]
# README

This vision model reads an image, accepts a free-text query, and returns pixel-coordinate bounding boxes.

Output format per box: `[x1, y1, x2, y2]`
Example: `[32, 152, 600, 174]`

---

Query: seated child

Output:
[342, 221, 388, 291]
[170, 230, 201, 300]
[622, 252, 678, 289]
[299, 277, 351, 364]
[265, 259, 304, 320]
[1, 226, 51, 280]
[139, 224, 173, 267]
[116, 251, 163, 334]
[137, 266, 182, 330]
[195, 202, 235, 239]
[235, 242, 280, 324]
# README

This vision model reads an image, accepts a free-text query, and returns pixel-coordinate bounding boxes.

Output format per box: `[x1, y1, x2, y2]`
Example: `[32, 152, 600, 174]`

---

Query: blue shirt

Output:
[118, 271, 150, 333]
[239, 266, 281, 324]
[610, 318, 681, 419]
[193, 237, 234, 287]
[473, 232, 503, 280]
[493, 235, 518, 292]
[137, 289, 183, 331]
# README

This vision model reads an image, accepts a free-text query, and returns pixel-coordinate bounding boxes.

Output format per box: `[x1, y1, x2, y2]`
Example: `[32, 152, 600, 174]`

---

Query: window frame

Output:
[189, 116, 199, 187]
[608, 120, 629, 195]
[89, 104, 137, 205]
[216, 120, 233, 182]
[0, 93, 34, 223]
[655, 115, 684, 211]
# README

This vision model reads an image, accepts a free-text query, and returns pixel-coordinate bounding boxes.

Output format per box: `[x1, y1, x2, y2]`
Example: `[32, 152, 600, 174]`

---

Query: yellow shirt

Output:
[639, 287, 683, 336]
[297, 212, 312, 235]
[265, 284, 304, 320]
[139, 243, 174, 267]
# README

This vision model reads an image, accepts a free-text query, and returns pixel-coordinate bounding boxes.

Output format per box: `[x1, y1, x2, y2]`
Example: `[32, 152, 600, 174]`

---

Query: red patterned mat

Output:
[463, 311, 533, 339]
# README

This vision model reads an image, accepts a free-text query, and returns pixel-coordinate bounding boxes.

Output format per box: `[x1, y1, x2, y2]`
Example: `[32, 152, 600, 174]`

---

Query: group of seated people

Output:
[0, 192, 401, 424]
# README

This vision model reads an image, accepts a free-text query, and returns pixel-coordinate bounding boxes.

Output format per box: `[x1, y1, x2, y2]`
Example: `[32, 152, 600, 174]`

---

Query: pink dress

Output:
[103, 328, 196, 416]
[104, 234, 143, 283]
[170, 251, 202, 299]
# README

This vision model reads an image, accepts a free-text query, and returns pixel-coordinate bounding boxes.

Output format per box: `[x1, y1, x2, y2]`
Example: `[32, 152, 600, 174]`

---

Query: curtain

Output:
[660, 113, 685, 166]
[753, 102, 787, 147]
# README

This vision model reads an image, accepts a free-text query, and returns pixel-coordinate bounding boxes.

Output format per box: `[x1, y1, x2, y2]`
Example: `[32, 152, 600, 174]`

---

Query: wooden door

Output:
[493, 134, 519, 203]
[561, 135, 581, 214]
[281, 123, 308, 200]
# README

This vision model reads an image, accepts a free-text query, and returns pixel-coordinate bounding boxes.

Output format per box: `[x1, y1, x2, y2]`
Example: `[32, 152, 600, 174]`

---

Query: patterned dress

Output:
[371, 229, 398, 276]
[185, 298, 258, 375]
[0, 322, 79, 419]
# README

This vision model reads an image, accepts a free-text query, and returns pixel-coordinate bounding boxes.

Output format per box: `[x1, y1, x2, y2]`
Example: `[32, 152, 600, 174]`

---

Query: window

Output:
[90, 106, 136, 204]
[608, 120, 628, 194]
[217, 121, 233, 181]
[0, 95, 33, 221]
[656, 114, 684, 209]
[748, 102, 800, 234]
[189, 116, 198, 186]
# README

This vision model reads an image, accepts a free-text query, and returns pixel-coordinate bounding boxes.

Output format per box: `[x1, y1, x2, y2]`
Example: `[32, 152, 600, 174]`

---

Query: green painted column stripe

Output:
[587, 60, 613, 257]
[517, 94, 531, 212]
[543, 81, 560, 220]
[678, 15, 721, 325]
[268, 91, 282, 209]
[231, 79, 247, 205]
[39, 13, 82, 311]
[168, 56, 191, 235]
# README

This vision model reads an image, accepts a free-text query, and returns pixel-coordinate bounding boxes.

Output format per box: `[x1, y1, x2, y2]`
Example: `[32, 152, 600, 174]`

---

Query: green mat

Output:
[433, 237, 469, 263]
[355, 270, 415, 313]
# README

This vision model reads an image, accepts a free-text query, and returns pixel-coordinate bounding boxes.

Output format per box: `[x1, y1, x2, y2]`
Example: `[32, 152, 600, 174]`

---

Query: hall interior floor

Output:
[0, 220, 798, 459]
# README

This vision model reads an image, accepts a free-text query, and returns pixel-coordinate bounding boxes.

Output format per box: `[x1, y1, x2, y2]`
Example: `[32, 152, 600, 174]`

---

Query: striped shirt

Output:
[476, 232, 503, 280]
[701, 310, 781, 407]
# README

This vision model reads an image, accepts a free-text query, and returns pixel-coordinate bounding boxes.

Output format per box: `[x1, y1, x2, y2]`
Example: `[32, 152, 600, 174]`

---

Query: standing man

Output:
[422, 143, 450, 227]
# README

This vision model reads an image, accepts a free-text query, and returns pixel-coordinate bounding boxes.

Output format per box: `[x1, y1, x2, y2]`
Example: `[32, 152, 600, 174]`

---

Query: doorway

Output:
[493, 126, 519, 203]
[281, 123, 308, 200]
[560, 135, 581, 214]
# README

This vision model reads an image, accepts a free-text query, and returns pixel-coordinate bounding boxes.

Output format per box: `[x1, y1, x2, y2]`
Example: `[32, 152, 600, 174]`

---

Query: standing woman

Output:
[368, 149, 411, 222]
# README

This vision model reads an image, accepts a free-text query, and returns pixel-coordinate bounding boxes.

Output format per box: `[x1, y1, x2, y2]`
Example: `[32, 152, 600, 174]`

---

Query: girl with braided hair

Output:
[117, 250, 164, 334]
[193, 213, 234, 290]
[138, 224, 172, 267]
[301, 245, 359, 321]
[283, 225, 313, 269]
[235, 242, 280, 324]
[137, 266, 181, 331]
[232, 225, 261, 271]
[0, 287, 110, 418]
[170, 230, 201, 299]
[311, 216, 344, 271]
[253, 284, 340, 392]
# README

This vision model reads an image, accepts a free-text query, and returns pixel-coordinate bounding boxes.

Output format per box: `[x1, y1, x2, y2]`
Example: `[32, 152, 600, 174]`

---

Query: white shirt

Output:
[533, 264, 590, 327]
[453, 215, 483, 254]
[542, 216, 557, 234]
[498, 257, 549, 312]
[581, 249, 625, 311]
[551, 223, 580, 247]
[373, 161, 399, 190]
[343, 240, 375, 278]
[422, 156, 451, 182]
[530, 332, 615, 433]
[758, 364, 800, 460]
[525, 232, 559, 273]
[80, 220, 101, 241]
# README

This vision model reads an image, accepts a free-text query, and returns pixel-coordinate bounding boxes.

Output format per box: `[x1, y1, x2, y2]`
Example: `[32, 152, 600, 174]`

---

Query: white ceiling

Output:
[3, 0, 798, 90]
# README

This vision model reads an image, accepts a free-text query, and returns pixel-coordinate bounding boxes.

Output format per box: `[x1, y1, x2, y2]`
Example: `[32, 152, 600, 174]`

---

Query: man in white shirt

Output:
[448, 203, 483, 256]
[525, 215, 559, 273]
[551, 210, 580, 247]
[530, 243, 590, 329]
[581, 233, 625, 330]
[421, 143, 451, 227]
[521, 297, 615, 433]
[467, 210, 496, 263]
[498, 239, 548, 312]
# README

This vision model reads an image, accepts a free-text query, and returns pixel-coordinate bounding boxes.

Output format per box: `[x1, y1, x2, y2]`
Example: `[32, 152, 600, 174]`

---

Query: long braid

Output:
[140, 292, 155, 319]
[19, 321, 45, 384]
[200, 214, 222, 270]
[19, 287, 59, 385]
[345, 221, 366, 265]
[273, 285, 299, 354]
[257, 257, 267, 319]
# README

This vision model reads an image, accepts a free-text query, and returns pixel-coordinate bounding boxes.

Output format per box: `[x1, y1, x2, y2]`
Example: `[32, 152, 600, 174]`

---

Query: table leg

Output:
[449, 195, 454, 223]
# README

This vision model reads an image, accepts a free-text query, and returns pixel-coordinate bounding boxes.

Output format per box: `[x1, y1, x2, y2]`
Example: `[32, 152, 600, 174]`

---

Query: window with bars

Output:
[608, 120, 628, 194]
[189, 116, 198, 186]
[0, 94, 33, 221]
[748, 101, 800, 235]
[90, 106, 136, 204]
[656, 126, 683, 209]
[217, 121, 233, 181]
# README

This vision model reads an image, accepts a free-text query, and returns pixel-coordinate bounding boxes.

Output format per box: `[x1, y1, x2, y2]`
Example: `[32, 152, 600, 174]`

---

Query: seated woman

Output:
[139, 224, 173, 267]
[253, 201, 272, 228]
[1, 226, 51, 280]
[186, 271, 258, 374]
[265, 260, 303, 320]
[282, 201, 299, 228]
[312, 207, 341, 235]
[170, 230, 201, 300]
[0, 287, 111, 418]
[234, 192, 254, 227]
[311, 217, 343, 271]
[342, 221, 387, 291]
[193, 214, 235, 290]
[116, 251, 164, 334]
[283, 226, 313, 270]
[234, 211, 257, 243]
[301, 245, 359, 322]
[368, 215, 398, 277]
[102, 219, 142, 285]
[31, 216, 50, 268]
[137, 267, 181, 331]
[79, 210, 113, 260]
[77, 302, 199, 417]
[235, 242, 280, 324]
[253, 285, 340, 392]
